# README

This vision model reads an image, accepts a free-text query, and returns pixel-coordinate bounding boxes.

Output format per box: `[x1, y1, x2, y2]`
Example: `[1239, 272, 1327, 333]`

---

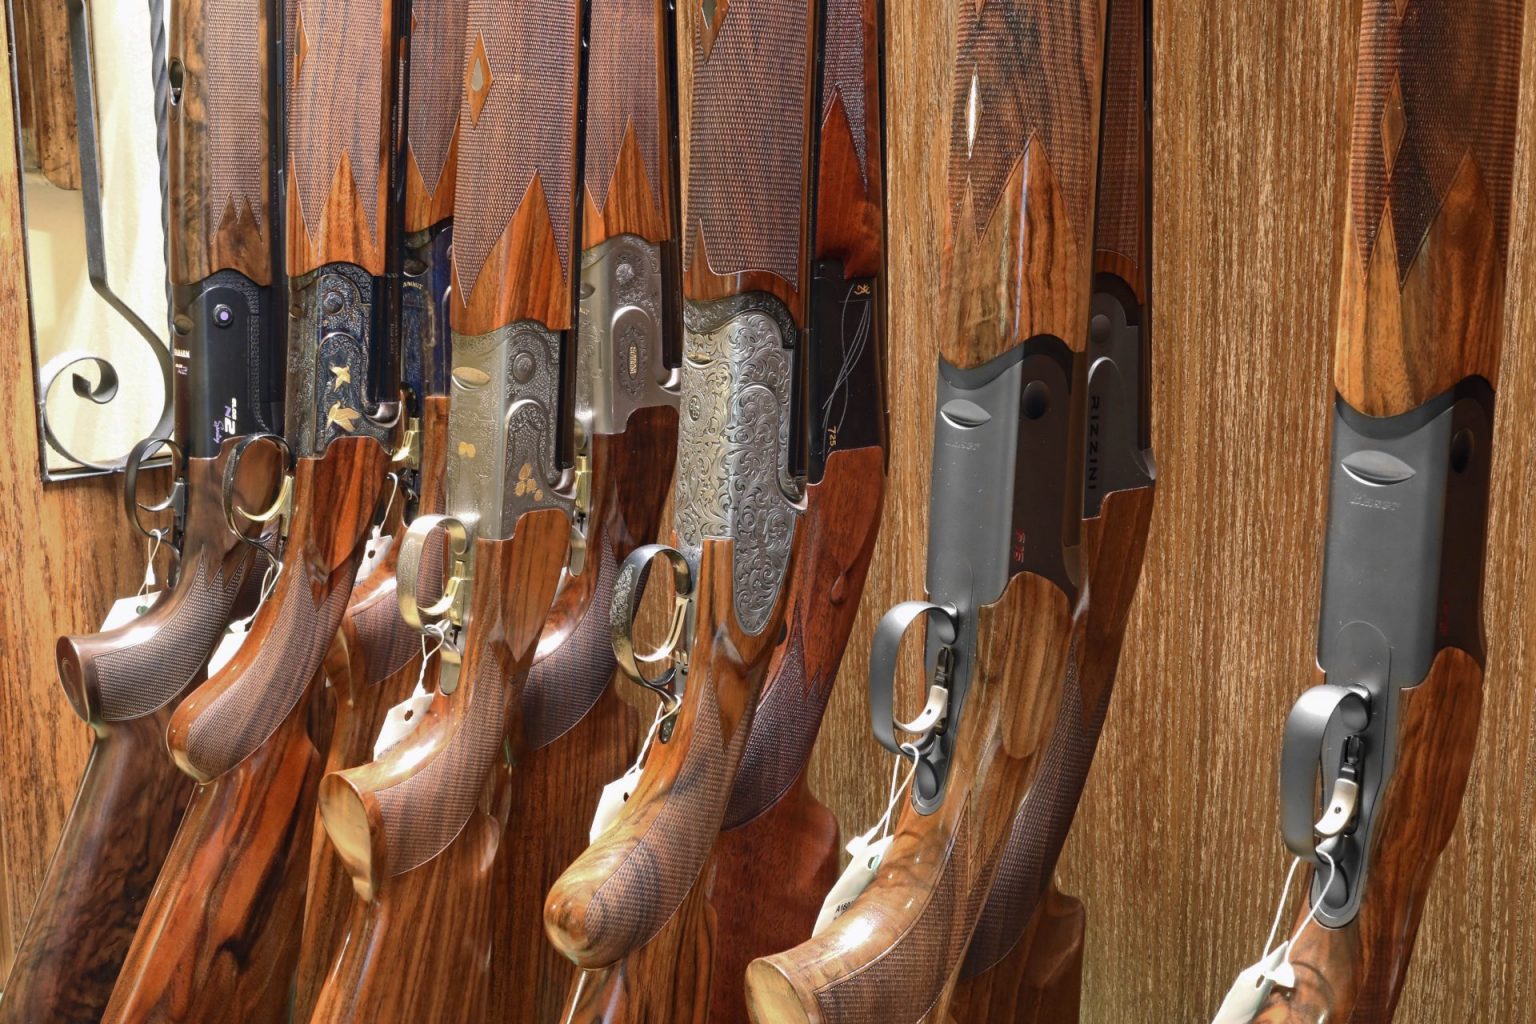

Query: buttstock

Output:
[1257, 645, 1483, 1023]
[544, 537, 790, 969]
[167, 436, 389, 783]
[525, 416, 677, 749]
[948, 884, 1085, 1024]
[960, 483, 1155, 978]
[745, 570, 1075, 1024]
[57, 438, 279, 725]
[318, 509, 569, 899]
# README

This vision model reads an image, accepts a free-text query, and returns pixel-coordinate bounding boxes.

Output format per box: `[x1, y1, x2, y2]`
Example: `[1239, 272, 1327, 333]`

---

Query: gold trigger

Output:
[392, 416, 421, 469]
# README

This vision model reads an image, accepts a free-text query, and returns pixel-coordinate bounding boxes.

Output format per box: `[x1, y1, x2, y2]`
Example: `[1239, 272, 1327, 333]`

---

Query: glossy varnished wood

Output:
[745, 569, 1076, 1023]
[167, 0, 275, 285]
[102, 687, 322, 1024]
[401, 0, 463, 233]
[946, 884, 1085, 1024]
[544, 531, 796, 969]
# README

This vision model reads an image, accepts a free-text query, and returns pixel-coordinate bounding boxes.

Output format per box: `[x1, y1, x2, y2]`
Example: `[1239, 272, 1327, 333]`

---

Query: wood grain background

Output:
[3, 1, 1535, 1020]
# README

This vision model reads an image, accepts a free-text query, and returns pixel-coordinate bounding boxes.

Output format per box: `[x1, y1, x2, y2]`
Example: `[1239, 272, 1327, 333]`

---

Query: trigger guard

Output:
[398, 514, 469, 631]
[1280, 683, 1370, 863]
[123, 435, 184, 541]
[221, 432, 292, 536]
[611, 543, 693, 696]
[868, 600, 958, 756]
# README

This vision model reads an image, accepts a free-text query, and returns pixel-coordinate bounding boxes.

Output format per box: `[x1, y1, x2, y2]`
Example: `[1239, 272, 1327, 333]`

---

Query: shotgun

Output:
[1240, 0, 1522, 1020]
[555, 0, 888, 1016]
[290, 0, 462, 1012]
[101, 0, 407, 1015]
[0, 0, 286, 1018]
[481, 0, 684, 1015]
[544, 0, 890, 994]
[743, 0, 1116, 1018]
[306, 0, 670, 1014]
[950, 0, 1155, 1017]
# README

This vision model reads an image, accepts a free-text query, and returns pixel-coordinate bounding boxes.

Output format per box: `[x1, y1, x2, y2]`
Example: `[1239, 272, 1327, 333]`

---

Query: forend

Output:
[403, 0, 468, 233]
[584, 0, 676, 246]
[167, 0, 276, 287]
[286, 0, 399, 276]
[683, 0, 816, 319]
[943, 0, 1104, 366]
[1334, 0, 1523, 415]
[451, 0, 583, 336]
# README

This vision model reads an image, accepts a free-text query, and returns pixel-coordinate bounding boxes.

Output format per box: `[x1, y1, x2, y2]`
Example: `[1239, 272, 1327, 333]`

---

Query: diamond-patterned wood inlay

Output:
[467, 31, 493, 125]
[1380, 77, 1406, 174]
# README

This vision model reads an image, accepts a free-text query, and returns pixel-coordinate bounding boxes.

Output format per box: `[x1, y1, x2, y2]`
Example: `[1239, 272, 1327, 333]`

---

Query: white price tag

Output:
[1210, 942, 1291, 1024]
[813, 832, 893, 936]
[207, 614, 256, 675]
[355, 532, 395, 583]
[374, 685, 434, 759]
[100, 591, 161, 632]
[589, 765, 644, 843]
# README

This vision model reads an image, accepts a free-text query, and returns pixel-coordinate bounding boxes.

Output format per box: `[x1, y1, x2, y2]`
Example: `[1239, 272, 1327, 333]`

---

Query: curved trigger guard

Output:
[123, 435, 186, 549]
[1280, 683, 1370, 864]
[222, 432, 293, 543]
[611, 544, 693, 697]
[398, 514, 470, 631]
[868, 601, 959, 756]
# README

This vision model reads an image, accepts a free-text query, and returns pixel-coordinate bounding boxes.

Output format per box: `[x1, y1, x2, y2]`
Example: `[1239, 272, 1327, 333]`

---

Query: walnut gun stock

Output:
[101, 0, 406, 1016]
[0, 0, 286, 1017]
[543, 0, 823, 977]
[952, 0, 1155, 1017]
[307, 0, 619, 1016]
[744, 0, 1117, 1019]
[1250, 1, 1523, 1021]
[551, 0, 889, 1017]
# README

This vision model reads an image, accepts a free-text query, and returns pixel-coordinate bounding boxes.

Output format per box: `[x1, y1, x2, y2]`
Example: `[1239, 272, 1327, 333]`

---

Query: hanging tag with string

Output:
[1209, 846, 1339, 1024]
[100, 534, 166, 631]
[590, 695, 681, 843]
[355, 474, 401, 583]
[208, 553, 283, 675]
[373, 621, 451, 758]
[813, 743, 919, 936]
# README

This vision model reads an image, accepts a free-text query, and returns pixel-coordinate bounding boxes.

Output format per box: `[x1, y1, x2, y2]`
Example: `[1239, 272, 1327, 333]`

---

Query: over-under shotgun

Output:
[0, 0, 285, 1018]
[1250, 0, 1523, 1020]
[544, 0, 890, 1009]
[556, 0, 888, 1017]
[745, 0, 1118, 1018]
[101, 0, 407, 1016]
[291, 0, 462, 1015]
[306, 0, 677, 1014]
[951, 0, 1155, 1017]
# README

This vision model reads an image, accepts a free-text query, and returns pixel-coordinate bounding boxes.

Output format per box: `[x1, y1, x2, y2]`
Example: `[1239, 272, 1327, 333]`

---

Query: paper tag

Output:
[207, 614, 256, 675]
[355, 532, 395, 583]
[373, 685, 434, 759]
[1210, 942, 1292, 1024]
[813, 832, 894, 937]
[590, 765, 644, 843]
[100, 591, 161, 632]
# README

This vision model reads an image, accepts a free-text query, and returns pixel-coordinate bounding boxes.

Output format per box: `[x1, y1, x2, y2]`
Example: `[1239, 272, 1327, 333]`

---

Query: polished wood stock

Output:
[745, 570, 1077, 1023]
[167, 0, 276, 285]
[1330, 0, 1521, 416]
[582, 0, 675, 247]
[294, 395, 450, 1020]
[101, 438, 388, 1022]
[310, 510, 568, 1018]
[544, 532, 794, 968]
[450, 0, 582, 335]
[0, 442, 276, 1024]
[401, 0, 464, 233]
[285, 0, 398, 275]
[1256, 649, 1483, 1022]
[682, 0, 814, 319]
[947, 884, 1086, 1024]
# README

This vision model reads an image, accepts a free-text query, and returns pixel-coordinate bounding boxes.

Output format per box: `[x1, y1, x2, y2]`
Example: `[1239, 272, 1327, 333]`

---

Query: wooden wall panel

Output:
[2, 1, 1535, 1020]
